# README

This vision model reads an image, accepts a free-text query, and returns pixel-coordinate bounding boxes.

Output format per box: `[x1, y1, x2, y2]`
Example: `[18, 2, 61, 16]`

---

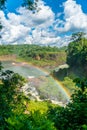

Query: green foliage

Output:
[0, 61, 3, 71]
[0, 63, 26, 129]
[0, 0, 38, 10]
[73, 78, 87, 92]
[71, 32, 86, 42]
[82, 125, 87, 130]
[0, 62, 58, 130]
[67, 40, 87, 67]
[0, 40, 87, 130]
[0, 61, 87, 130]
[0, 44, 66, 68]
[26, 111, 56, 130]
[27, 100, 54, 113]
[23, 0, 38, 11]
[47, 78, 87, 130]
[0, 45, 13, 55]
[62, 77, 76, 94]
[0, 22, 3, 31]
[27, 100, 59, 114]
[6, 111, 56, 130]
[66, 34, 87, 78]
[0, 0, 6, 9]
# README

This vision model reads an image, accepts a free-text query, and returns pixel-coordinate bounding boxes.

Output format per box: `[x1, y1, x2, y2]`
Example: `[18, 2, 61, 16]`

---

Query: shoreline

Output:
[0, 55, 50, 75]
[1, 56, 71, 106]
[0, 55, 71, 98]
[0, 55, 61, 73]
[0, 55, 17, 61]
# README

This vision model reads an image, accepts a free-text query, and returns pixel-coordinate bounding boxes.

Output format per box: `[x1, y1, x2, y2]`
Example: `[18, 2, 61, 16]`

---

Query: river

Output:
[2, 61, 70, 104]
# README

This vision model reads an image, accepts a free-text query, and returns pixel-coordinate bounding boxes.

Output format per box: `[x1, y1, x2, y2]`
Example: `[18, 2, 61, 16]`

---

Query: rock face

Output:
[52, 64, 69, 80]
[54, 64, 69, 72]
[35, 55, 41, 60]
[0, 55, 16, 61]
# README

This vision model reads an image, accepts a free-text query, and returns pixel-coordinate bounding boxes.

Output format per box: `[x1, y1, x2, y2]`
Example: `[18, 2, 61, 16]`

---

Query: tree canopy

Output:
[0, 0, 6, 9]
[47, 78, 87, 130]
[66, 33, 87, 77]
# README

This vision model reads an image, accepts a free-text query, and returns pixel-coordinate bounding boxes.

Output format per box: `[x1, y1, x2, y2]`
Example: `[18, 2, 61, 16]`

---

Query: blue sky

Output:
[0, 0, 87, 46]
[6, 0, 87, 14]
[6, 0, 65, 14]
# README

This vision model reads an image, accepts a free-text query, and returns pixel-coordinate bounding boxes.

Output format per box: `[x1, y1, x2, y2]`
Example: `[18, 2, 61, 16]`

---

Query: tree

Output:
[23, 0, 38, 11]
[66, 34, 87, 77]
[6, 110, 56, 130]
[0, 0, 38, 10]
[0, 0, 6, 9]
[0, 0, 6, 38]
[73, 78, 87, 92]
[0, 63, 26, 129]
[47, 78, 87, 130]
[71, 32, 85, 43]
[0, 61, 3, 71]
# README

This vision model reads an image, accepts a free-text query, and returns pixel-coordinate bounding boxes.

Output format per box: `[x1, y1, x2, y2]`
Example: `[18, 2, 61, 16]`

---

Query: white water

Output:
[2, 61, 70, 104]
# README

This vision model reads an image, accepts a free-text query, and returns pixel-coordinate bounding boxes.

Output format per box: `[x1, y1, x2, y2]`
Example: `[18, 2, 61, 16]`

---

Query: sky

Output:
[0, 0, 87, 46]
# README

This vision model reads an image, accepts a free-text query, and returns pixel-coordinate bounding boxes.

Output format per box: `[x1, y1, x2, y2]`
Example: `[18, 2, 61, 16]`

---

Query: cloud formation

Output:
[56, 0, 87, 33]
[0, 0, 87, 46]
[0, 1, 58, 45]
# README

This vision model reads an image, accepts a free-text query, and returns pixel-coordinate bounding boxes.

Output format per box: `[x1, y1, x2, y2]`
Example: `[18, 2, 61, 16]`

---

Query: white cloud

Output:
[0, 1, 58, 45]
[0, 9, 31, 44]
[0, 0, 87, 46]
[55, 0, 87, 33]
[17, 0, 54, 28]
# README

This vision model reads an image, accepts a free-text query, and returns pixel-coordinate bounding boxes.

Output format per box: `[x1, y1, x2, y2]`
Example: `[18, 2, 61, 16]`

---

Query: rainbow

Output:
[32, 64, 71, 100]
[12, 61, 71, 100]
[53, 77, 70, 99]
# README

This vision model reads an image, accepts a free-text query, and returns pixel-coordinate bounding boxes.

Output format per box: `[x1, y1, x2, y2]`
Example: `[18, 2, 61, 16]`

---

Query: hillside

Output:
[0, 44, 67, 70]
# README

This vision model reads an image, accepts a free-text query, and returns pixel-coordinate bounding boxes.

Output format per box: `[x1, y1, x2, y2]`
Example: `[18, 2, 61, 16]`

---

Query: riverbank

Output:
[0, 55, 17, 61]
[0, 55, 72, 98]
[0, 55, 51, 73]
[2, 60, 70, 105]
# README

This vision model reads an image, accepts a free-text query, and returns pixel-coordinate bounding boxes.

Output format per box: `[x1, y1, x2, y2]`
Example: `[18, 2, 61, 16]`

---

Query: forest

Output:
[0, 44, 66, 69]
[0, 60, 87, 130]
[0, 1, 87, 130]
[0, 34, 87, 130]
